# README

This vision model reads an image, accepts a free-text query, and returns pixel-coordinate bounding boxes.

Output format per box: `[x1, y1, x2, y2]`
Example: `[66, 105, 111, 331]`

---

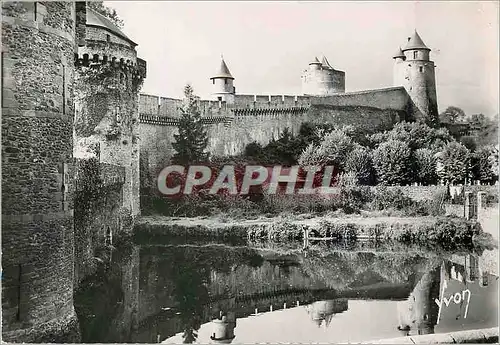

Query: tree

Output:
[345, 146, 374, 185]
[172, 85, 209, 165]
[471, 146, 496, 184]
[437, 141, 470, 184]
[298, 128, 355, 170]
[369, 121, 453, 152]
[372, 140, 412, 185]
[413, 148, 438, 185]
[87, 1, 124, 29]
[439, 106, 466, 124]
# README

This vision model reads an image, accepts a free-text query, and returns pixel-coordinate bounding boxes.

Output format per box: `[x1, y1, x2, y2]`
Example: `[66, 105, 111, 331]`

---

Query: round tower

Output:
[210, 57, 235, 104]
[73, 5, 146, 283]
[301, 56, 345, 96]
[2, 2, 80, 342]
[392, 47, 406, 86]
[400, 30, 439, 125]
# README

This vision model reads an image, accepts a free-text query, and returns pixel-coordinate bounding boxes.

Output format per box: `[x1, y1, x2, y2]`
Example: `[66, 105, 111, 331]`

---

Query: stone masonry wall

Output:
[73, 160, 127, 286]
[1, 1, 80, 342]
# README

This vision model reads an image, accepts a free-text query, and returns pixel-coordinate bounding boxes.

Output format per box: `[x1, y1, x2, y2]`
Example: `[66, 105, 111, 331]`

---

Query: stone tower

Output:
[210, 57, 235, 104]
[73, 3, 146, 282]
[301, 55, 345, 96]
[2, 2, 80, 342]
[395, 30, 438, 125]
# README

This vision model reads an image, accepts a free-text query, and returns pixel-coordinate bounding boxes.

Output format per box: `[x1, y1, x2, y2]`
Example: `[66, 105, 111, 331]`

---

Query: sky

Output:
[106, 1, 499, 116]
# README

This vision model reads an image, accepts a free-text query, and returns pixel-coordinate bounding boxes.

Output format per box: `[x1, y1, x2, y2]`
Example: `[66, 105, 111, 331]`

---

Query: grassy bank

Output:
[134, 213, 486, 251]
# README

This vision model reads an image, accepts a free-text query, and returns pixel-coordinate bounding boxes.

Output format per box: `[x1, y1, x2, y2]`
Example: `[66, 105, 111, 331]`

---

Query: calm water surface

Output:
[74, 240, 498, 343]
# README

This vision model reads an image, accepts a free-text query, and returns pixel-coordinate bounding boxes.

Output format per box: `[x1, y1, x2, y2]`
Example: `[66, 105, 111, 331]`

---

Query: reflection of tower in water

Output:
[397, 263, 441, 335]
[306, 299, 348, 328]
[210, 298, 237, 344]
[210, 310, 237, 344]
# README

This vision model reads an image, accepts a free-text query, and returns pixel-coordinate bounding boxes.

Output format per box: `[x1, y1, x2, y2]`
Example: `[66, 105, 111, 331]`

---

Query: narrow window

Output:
[419, 66, 423, 73]
[212, 79, 215, 85]
[217, 96, 222, 101]
[413, 51, 418, 60]
[224, 78, 227, 85]
[106, 34, 111, 42]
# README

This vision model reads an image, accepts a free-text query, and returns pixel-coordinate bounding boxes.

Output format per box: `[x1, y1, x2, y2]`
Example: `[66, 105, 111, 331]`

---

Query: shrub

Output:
[370, 187, 414, 211]
[413, 148, 439, 185]
[437, 141, 471, 184]
[372, 140, 412, 185]
[345, 147, 374, 185]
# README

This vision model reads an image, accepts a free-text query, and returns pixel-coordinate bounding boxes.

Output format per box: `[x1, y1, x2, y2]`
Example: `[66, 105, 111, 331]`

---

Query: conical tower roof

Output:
[393, 46, 405, 59]
[309, 56, 322, 65]
[211, 57, 234, 80]
[403, 30, 430, 51]
[321, 55, 333, 69]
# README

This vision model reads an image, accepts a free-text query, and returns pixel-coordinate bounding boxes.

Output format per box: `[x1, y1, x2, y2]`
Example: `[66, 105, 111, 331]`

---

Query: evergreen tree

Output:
[172, 85, 209, 165]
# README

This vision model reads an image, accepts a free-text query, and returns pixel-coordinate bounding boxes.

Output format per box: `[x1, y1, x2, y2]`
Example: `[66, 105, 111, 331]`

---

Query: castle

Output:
[138, 30, 439, 186]
[1, 1, 439, 342]
[2, 2, 145, 341]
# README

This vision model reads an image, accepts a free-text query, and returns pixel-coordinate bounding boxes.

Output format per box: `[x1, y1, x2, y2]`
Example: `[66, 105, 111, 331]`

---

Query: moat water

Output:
[74, 239, 498, 343]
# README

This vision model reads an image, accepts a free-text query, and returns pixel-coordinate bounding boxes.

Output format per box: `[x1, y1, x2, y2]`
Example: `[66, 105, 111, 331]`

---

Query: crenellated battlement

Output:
[74, 51, 146, 78]
[139, 93, 312, 118]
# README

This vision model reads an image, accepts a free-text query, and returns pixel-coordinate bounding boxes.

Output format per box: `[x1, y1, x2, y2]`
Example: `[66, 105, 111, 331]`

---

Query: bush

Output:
[372, 140, 412, 185]
[370, 187, 414, 211]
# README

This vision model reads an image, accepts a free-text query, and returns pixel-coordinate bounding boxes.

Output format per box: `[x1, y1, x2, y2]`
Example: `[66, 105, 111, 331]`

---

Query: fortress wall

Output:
[234, 94, 256, 106]
[159, 97, 182, 117]
[2, 1, 80, 341]
[139, 104, 401, 188]
[85, 26, 132, 48]
[139, 94, 159, 115]
[74, 161, 125, 286]
[311, 86, 409, 111]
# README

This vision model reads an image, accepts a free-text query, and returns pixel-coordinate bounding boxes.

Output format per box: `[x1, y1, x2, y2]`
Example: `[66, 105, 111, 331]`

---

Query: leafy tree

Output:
[413, 148, 438, 185]
[298, 128, 355, 170]
[372, 140, 412, 185]
[437, 142, 470, 184]
[87, 1, 124, 29]
[471, 146, 496, 184]
[439, 106, 466, 124]
[345, 146, 374, 185]
[370, 121, 452, 152]
[172, 85, 209, 165]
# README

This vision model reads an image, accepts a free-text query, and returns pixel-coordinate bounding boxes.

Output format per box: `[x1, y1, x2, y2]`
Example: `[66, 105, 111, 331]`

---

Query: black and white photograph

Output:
[1, 1, 499, 343]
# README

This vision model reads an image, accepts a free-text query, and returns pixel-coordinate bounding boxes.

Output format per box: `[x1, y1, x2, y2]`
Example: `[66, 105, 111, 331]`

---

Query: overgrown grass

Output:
[143, 185, 448, 220]
[136, 215, 483, 251]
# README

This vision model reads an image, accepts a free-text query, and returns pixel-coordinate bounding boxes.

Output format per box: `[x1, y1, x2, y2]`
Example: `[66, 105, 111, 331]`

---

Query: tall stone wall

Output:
[1, 1, 80, 342]
[73, 160, 128, 286]
[139, 103, 404, 189]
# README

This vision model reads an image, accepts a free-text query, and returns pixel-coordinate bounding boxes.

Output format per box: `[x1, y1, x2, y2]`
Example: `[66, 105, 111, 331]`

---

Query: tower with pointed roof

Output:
[394, 30, 438, 124]
[301, 55, 345, 96]
[210, 57, 236, 104]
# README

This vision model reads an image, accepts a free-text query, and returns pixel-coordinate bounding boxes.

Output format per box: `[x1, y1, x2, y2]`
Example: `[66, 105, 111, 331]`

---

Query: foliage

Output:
[345, 146, 375, 185]
[372, 140, 412, 185]
[87, 1, 124, 29]
[298, 128, 355, 170]
[74, 158, 105, 229]
[413, 148, 439, 185]
[471, 146, 497, 183]
[369, 121, 453, 152]
[439, 106, 466, 124]
[437, 141, 471, 184]
[172, 85, 210, 165]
